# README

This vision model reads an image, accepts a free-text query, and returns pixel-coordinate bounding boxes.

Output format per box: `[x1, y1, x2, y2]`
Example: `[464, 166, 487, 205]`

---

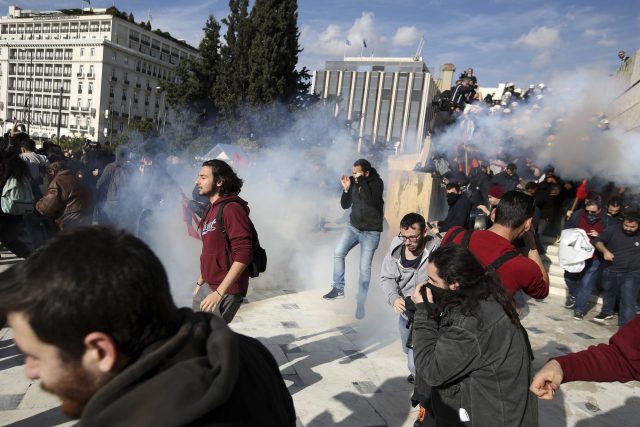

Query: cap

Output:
[488, 185, 505, 199]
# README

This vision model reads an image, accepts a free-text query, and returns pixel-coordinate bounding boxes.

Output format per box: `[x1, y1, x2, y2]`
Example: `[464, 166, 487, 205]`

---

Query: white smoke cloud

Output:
[392, 26, 421, 47]
[429, 66, 639, 190]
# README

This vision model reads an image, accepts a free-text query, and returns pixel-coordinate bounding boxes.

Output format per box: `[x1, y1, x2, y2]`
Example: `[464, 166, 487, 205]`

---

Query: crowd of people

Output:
[0, 68, 638, 425]
[0, 123, 181, 257]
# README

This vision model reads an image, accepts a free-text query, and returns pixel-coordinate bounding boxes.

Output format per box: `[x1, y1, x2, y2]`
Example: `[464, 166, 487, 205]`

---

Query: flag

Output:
[363, 39, 367, 48]
[179, 191, 202, 240]
[345, 39, 351, 46]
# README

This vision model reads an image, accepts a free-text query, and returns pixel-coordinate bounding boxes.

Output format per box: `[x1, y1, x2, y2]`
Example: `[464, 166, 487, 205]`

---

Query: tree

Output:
[246, 0, 306, 105]
[164, 15, 221, 122]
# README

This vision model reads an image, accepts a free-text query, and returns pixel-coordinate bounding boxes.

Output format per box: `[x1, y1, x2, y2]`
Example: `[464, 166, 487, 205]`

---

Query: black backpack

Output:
[216, 200, 267, 278]
[445, 227, 519, 271]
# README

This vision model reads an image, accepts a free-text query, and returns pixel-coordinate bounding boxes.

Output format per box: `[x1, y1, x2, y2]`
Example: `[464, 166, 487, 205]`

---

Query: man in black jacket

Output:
[430, 183, 473, 234]
[491, 162, 520, 192]
[324, 158, 384, 320]
[0, 227, 296, 426]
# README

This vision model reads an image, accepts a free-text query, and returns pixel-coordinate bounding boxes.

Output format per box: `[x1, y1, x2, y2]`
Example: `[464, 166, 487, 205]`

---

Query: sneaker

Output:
[593, 313, 614, 322]
[323, 287, 344, 300]
[564, 295, 576, 309]
[573, 311, 584, 320]
[414, 405, 427, 427]
[407, 374, 415, 384]
[355, 303, 365, 320]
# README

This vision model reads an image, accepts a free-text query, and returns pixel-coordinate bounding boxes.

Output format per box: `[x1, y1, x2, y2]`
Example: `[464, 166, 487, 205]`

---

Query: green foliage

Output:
[163, 0, 308, 148]
[54, 135, 85, 152]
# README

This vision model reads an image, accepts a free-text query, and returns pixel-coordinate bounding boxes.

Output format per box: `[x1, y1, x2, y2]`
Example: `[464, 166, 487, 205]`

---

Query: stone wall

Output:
[384, 155, 447, 230]
[611, 48, 640, 132]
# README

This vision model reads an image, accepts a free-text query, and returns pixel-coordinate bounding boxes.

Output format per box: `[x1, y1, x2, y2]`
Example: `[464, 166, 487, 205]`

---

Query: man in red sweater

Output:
[530, 314, 640, 399]
[193, 159, 253, 323]
[441, 190, 549, 299]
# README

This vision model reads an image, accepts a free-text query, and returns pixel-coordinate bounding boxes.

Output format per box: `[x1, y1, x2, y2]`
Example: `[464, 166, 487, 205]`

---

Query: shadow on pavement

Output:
[4, 407, 71, 427]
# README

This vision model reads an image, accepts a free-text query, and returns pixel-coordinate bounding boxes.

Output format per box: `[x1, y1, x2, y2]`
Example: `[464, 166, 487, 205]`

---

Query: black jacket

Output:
[439, 195, 473, 232]
[77, 309, 296, 427]
[491, 171, 519, 192]
[413, 299, 537, 427]
[341, 168, 384, 232]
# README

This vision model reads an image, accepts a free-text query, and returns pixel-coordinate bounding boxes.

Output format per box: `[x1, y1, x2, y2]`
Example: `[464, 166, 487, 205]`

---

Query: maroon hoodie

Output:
[200, 194, 253, 295]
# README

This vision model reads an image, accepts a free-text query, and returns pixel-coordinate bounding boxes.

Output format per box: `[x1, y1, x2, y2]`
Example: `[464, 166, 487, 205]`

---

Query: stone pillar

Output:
[439, 63, 456, 91]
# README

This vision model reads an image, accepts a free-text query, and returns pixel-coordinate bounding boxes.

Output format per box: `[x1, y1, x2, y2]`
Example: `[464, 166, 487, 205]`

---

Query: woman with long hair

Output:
[412, 244, 537, 426]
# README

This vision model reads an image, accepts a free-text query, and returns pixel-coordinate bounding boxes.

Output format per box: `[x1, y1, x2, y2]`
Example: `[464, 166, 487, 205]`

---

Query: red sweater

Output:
[442, 227, 549, 299]
[555, 315, 640, 383]
[200, 195, 253, 295]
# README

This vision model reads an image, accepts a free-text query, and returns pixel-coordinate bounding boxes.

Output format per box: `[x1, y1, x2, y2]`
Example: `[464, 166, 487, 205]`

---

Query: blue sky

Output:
[7, 0, 640, 86]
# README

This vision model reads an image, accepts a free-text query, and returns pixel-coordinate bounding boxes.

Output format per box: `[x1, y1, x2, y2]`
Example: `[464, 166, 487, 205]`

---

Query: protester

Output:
[379, 213, 439, 383]
[35, 160, 94, 231]
[411, 245, 537, 426]
[95, 146, 138, 231]
[194, 159, 252, 323]
[593, 207, 640, 327]
[441, 191, 549, 300]
[430, 182, 473, 234]
[530, 314, 640, 400]
[324, 158, 384, 320]
[491, 162, 520, 192]
[563, 195, 606, 319]
[0, 140, 33, 258]
[0, 226, 296, 425]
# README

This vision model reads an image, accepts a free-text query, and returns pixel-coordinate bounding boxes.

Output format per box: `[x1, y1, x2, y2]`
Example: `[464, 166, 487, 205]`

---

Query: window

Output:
[111, 51, 116, 62]
[89, 65, 94, 76]
[88, 82, 93, 94]
[80, 48, 85, 56]
[78, 82, 83, 94]
[124, 56, 128, 65]
[90, 48, 95, 57]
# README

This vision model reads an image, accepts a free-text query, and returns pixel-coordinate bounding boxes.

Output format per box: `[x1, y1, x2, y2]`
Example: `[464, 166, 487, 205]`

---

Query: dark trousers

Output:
[192, 284, 243, 323]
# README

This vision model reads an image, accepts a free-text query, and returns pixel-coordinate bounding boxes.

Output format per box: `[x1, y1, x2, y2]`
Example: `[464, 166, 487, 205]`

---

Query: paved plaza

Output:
[0, 236, 638, 426]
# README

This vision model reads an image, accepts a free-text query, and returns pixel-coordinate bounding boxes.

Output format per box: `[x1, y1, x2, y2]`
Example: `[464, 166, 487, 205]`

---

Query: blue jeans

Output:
[565, 258, 601, 314]
[601, 270, 640, 327]
[398, 315, 416, 376]
[333, 224, 381, 306]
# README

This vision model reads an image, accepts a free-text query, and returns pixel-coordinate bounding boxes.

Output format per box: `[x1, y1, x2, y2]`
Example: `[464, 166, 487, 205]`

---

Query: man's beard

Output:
[41, 362, 110, 419]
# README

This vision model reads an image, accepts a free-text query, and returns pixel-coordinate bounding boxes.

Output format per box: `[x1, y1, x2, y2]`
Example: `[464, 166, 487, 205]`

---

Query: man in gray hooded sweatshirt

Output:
[380, 212, 440, 380]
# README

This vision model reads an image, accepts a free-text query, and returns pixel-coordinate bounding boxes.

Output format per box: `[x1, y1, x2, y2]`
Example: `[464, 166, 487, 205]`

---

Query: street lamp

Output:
[19, 48, 33, 134]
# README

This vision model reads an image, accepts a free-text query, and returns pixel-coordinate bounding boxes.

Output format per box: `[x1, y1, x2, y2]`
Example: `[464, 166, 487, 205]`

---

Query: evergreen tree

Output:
[213, 0, 250, 115]
[246, 0, 306, 105]
[165, 15, 221, 122]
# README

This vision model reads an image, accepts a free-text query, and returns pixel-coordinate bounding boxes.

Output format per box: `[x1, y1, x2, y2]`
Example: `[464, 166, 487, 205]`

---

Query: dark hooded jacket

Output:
[76, 309, 296, 427]
[413, 299, 537, 427]
[96, 147, 134, 203]
[340, 167, 384, 232]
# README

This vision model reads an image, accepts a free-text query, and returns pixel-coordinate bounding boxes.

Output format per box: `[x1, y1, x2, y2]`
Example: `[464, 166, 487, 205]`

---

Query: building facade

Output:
[0, 5, 197, 142]
[311, 57, 441, 153]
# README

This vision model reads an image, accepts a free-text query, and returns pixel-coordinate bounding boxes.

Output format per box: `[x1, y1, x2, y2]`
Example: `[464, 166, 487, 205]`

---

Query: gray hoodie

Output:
[379, 234, 440, 308]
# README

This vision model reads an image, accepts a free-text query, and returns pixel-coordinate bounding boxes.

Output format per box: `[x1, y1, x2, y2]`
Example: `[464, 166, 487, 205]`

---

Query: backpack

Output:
[445, 227, 519, 271]
[1, 176, 35, 215]
[216, 200, 267, 278]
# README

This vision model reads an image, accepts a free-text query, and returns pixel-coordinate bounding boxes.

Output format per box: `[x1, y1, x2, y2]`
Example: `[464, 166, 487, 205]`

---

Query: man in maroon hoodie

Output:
[193, 159, 252, 323]
[530, 314, 640, 400]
